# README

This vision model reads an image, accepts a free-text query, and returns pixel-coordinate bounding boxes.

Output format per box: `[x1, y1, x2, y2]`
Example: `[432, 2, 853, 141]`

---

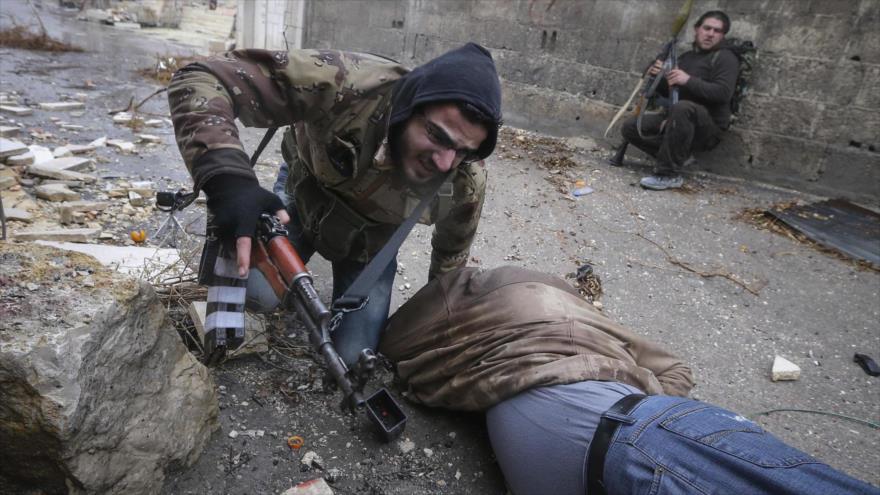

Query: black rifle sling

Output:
[250, 127, 278, 167]
[332, 175, 449, 313]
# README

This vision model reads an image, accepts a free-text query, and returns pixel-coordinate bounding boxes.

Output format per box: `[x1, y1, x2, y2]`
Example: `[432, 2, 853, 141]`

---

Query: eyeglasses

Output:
[423, 117, 482, 164]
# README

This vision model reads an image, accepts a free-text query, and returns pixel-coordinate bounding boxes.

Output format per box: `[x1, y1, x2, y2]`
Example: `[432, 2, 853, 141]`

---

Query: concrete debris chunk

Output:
[0, 126, 20, 137]
[1, 138, 28, 159]
[299, 451, 324, 470]
[6, 152, 34, 166]
[39, 156, 93, 172]
[27, 163, 97, 183]
[12, 227, 102, 242]
[53, 146, 74, 158]
[60, 200, 110, 224]
[0, 105, 33, 116]
[4, 207, 33, 222]
[89, 136, 107, 147]
[60, 123, 86, 131]
[397, 437, 416, 454]
[128, 180, 155, 196]
[112, 112, 134, 124]
[35, 241, 180, 273]
[137, 134, 162, 144]
[66, 143, 98, 154]
[0, 176, 17, 190]
[39, 102, 86, 111]
[282, 478, 334, 495]
[36, 183, 81, 202]
[107, 139, 136, 153]
[144, 119, 164, 127]
[128, 190, 146, 206]
[771, 355, 801, 381]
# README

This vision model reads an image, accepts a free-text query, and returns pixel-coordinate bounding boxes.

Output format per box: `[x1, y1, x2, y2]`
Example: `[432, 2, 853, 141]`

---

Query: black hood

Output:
[389, 42, 503, 161]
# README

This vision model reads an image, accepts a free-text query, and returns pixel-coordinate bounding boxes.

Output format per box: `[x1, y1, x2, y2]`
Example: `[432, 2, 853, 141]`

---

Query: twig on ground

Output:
[635, 233, 765, 295]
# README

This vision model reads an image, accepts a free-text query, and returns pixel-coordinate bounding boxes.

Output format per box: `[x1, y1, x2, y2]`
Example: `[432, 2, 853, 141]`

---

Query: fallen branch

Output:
[635, 233, 765, 295]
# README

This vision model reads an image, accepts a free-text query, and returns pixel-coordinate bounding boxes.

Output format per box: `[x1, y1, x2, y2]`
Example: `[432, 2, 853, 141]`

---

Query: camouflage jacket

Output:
[380, 266, 695, 411]
[168, 49, 487, 277]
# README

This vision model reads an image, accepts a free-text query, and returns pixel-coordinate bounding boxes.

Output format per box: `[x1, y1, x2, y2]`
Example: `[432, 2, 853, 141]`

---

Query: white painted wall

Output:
[237, 0, 305, 50]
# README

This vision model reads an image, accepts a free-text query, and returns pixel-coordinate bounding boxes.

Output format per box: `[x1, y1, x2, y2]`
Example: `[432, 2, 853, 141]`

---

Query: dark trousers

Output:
[621, 100, 722, 174]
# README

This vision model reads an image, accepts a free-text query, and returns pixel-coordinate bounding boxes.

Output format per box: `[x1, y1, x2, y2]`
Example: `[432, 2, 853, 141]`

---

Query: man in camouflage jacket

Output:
[168, 43, 503, 366]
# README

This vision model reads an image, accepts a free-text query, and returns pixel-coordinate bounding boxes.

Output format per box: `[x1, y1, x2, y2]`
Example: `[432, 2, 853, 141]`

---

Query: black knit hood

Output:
[389, 42, 503, 161]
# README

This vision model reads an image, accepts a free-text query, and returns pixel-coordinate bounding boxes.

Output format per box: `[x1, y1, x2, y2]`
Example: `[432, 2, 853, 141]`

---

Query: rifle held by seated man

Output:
[606, 0, 693, 166]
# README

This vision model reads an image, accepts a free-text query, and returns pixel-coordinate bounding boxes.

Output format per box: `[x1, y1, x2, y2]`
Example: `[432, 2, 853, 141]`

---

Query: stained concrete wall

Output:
[267, 0, 878, 202]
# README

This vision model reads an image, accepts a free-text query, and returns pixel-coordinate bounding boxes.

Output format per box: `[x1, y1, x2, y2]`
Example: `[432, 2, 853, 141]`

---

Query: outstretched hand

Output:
[204, 175, 290, 277]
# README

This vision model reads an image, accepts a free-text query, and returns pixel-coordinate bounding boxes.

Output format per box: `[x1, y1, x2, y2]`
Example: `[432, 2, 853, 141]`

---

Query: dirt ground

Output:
[2, 3, 878, 494]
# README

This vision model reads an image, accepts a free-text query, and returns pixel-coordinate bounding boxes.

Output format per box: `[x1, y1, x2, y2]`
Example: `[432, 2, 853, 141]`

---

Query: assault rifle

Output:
[247, 213, 407, 441]
[605, 0, 694, 166]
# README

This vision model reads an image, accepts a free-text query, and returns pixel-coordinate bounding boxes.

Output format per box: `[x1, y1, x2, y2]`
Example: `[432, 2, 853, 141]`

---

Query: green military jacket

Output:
[380, 266, 695, 411]
[168, 49, 487, 277]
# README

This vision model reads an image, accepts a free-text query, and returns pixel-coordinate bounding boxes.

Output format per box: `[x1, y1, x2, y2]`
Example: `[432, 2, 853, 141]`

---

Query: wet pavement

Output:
[2, 2, 878, 494]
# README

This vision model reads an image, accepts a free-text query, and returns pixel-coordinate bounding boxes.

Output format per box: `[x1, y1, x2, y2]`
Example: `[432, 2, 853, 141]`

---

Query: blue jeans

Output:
[602, 395, 879, 495]
[246, 163, 397, 366]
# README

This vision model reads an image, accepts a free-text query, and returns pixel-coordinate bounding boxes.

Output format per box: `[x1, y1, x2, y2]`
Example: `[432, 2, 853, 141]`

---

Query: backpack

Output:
[714, 37, 757, 123]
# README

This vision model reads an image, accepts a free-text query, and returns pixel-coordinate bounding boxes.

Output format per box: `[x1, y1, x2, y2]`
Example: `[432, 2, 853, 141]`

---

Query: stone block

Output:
[0, 138, 28, 160]
[27, 163, 97, 183]
[11, 228, 101, 242]
[136, 134, 162, 144]
[36, 183, 81, 202]
[128, 190, 146, 206]
[3, 207, 32, 222]
[0, 243, 217, 493]
[813, 104, 880, 147]
[38, 156, 93, 172]
[0, 175, 17, 190]
[736, 94, 819, 140]
[814, 146, 880, 203]
[35, 241, 181, 274]
[189, 301, 270, 358]
[0, 105, 33, 116]
[0, 126, 20, 137]
[38, 102, 86, 111]
[60, 200, 110, 224]
[107, 139, 136, 153]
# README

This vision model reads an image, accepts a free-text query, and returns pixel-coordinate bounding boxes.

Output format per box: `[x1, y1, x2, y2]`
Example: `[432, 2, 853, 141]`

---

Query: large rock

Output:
[0, 243, 219, 494]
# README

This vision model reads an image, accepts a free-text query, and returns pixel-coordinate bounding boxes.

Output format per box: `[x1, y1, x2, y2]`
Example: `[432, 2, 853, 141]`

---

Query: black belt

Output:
[587, 393, 647, 495]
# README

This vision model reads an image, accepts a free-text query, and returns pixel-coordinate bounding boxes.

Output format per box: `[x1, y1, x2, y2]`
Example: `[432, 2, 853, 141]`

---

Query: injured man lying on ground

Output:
[378, 266, 878, 495]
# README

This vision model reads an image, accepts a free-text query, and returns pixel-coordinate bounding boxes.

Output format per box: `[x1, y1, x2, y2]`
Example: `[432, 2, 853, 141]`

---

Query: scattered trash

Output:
[572, 185, 594, 197]
[771, 355, 801, 381]
[568, 261, 603, 304]
[287, 435, 304, 450]
[753, 199, 880, 268]
[129, 229, 147, 243]
[853, 353, 880, 377]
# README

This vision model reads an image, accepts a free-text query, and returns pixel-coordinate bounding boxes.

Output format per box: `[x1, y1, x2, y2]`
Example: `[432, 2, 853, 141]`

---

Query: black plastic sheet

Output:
[767, 199, 880, 266]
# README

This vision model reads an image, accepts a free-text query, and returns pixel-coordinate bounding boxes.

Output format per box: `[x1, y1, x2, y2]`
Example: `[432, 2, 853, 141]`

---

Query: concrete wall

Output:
[260, 0, 878, 202]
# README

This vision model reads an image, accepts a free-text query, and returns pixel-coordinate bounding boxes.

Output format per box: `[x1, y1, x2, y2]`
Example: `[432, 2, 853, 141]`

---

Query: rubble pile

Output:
[1, 89, 186, 245]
